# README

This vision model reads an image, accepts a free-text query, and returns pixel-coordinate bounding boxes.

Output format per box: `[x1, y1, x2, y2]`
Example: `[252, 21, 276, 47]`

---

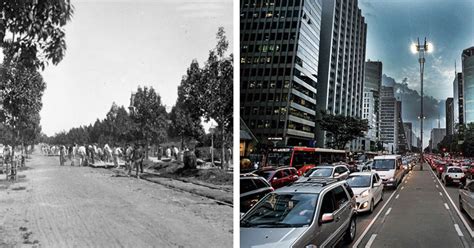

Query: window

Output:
[320, 190, 336, 215]
[333, 186, 349, 209]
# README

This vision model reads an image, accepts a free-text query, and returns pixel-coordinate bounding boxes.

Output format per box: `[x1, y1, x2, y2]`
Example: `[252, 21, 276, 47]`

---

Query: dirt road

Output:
[0, 153, 233, 248]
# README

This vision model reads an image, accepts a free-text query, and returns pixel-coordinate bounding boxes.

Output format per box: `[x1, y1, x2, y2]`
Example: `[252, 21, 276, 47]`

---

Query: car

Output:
[358, 161, 373, 172]
[240, 179, 357, 248]
[372, 155, 404, 189]
[436, 162, 448, 179]
[346, 172, 384, 213]
[254, 167, 299, 189]
[297, 164, 350, 182]
[464, 165, 474, 180]
[459, 181, 474, 220]
[441, 166, 466, 186]
[240, 176, 274, 214]
[401, 159, 412, 172]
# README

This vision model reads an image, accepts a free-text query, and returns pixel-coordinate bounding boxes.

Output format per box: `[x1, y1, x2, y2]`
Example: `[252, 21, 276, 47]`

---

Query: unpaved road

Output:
[0, 153, 232, 248]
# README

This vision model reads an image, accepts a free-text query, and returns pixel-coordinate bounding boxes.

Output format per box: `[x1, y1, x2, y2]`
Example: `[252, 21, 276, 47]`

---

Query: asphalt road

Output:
[342, 163, 473, 248]
[0, 153, 233, 247]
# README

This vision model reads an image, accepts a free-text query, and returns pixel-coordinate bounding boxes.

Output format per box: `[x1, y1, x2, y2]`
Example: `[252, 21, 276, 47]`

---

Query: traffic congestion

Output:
[240, 149, 474, 247]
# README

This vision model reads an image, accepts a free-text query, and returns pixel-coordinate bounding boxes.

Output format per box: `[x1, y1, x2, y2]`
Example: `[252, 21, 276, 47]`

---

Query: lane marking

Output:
[439, 192, 443, 196]
[352, 189, 398, 248]
[455, 224, 464, 237]
[444, 203, 450, 210]
[385, 207, 392, 216]
[435, 185, 439, 188]
[395, 194, 399, 199]
[401, 186, 405, 190]
[429, 166, 474, 238]
[365, 234, 377, 248]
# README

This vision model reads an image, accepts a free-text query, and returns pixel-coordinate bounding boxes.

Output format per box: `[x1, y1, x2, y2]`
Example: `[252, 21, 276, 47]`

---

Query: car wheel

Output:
[369, 200, 374, 213]
[344, 217, 356, 244]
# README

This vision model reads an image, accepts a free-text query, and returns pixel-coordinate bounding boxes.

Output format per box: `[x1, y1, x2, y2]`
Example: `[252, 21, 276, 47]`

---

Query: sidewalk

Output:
[367, 164, 468, 247]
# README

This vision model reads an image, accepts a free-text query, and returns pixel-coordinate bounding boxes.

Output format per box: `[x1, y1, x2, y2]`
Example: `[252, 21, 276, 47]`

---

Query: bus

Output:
[264, 146, 348, 175]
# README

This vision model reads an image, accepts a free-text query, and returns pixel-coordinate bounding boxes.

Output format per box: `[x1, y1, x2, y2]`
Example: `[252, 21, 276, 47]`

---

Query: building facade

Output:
[462, 47, 474, 125]
[240, 0, 323, 146]
[316, 0, 367, 148]
[446, 97, 454, 136]
[430, 128, 446, 151]
[380, 86, 398, 153]
[361, 61, 382, 151]
[403, 122, 412, 151]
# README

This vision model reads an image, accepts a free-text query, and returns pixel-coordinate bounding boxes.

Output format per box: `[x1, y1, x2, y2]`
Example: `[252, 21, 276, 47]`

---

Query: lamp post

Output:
[411, 37, 433, 170]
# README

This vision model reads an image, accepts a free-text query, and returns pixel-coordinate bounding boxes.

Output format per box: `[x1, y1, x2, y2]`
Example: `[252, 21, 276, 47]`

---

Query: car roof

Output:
[374, 155, 401, 160]
[313, 165, 335, 169]
[349, 172, 374, 176]
[274, 179, 343, 194]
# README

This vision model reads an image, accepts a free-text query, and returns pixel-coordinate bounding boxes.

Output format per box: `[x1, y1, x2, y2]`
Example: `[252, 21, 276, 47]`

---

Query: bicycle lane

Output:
[356, 164, 471, 248]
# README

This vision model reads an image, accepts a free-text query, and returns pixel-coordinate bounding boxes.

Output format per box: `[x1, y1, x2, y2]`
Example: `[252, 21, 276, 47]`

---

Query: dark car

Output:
[254, 167, 299, 189]
[240, 176, 274, 213]
[436, 162, 448, 178]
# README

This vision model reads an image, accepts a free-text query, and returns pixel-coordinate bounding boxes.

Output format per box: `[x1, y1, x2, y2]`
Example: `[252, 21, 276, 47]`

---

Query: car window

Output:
[281, 169, 289, 177]
[289, 168, 297, 175]
[320, 190, 336, 214]
[275, 171, 283, 179]
[240, 179, 258, 194]
[333, 186, 349, 209]
[375, 174, 380, 182]
[343, 182, 354, 198]
[372, 175, 377, 185]
[448, 167, 462, 173]
[253, 178, 269, 189]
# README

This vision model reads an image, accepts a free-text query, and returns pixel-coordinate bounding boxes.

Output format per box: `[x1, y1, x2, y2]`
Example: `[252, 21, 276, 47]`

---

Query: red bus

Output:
[264, 146, 348, 175]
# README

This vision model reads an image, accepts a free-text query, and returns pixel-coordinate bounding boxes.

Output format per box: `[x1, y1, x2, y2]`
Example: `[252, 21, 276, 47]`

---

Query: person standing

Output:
[59, 145, 65, 166]
[126, 144, 134, 176]
[113, 145, 123, 169]
[173, 146, 179, 160]
[166, 146, 171, 159]
[68, 145, 74, 166]
[133, 143, 145, 178]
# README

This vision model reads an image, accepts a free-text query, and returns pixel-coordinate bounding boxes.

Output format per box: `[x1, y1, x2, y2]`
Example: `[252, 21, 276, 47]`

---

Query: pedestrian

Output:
[158, 146, 163, 160]
[113, 145, 122, 169]
[59, 145, 65, 166]
[173, 146, 179, 160]
[133, 143, 145, 178]
[68, 145, 74, 166]
[126, 144, 134, 176]
[78, 145, 87, 166]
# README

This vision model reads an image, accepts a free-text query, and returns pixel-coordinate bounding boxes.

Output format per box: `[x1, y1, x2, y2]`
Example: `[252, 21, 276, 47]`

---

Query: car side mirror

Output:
[321, 213, 334, 224]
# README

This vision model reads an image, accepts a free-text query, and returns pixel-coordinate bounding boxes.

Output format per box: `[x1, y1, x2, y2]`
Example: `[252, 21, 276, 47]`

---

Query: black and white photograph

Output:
[0, 0, 233, 247]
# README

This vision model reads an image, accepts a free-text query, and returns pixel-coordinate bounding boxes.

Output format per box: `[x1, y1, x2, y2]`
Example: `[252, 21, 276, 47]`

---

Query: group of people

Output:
[1, 145, 26, 167]
[44, 143, 148, 178]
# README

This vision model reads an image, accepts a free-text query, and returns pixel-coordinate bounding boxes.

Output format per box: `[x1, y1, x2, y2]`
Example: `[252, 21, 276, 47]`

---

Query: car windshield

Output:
[308, 168, 333, 177]
[448, 167, 462, 173]
[267, 152, 291, 167]
[347, 175, 371, 188]
[372, 159, 395, 171]
[241, 193, 319, 228]
[255, 171, 273, 181]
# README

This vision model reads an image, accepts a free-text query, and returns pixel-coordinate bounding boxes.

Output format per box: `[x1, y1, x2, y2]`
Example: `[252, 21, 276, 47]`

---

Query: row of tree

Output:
[45, 27, 233, 168]
[434, 123, 474, 157]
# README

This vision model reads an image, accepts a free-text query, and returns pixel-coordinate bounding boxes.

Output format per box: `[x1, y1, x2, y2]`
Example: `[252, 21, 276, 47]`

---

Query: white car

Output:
[441, 166, 466, 186]
[346, 172, 384, 213]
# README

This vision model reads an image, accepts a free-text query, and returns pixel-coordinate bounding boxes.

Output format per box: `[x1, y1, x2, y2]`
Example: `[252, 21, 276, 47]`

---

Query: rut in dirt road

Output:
[0, 153, 232, 248]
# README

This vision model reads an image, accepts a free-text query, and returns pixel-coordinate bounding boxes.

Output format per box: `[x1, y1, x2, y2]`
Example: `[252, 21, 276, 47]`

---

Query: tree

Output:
[319, 111, 368, 150]
[1, 1, 74, 69]
[199, 27, 233, 169]
[131, 86, 168, 158]
[170, 60, 205, 148]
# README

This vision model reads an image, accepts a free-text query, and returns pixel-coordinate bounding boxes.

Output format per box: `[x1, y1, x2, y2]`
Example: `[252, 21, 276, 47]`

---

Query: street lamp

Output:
[411, 37, 433, 170]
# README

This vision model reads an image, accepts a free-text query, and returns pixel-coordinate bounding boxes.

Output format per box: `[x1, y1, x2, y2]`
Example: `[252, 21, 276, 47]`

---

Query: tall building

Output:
[380, 86, 398, 153]
[462, 46, 474, 124]
[240, 0, 323, 146]
[403, 122, 413, 151]
[456, 72, 465, 126]
[396, 101, 408, 154]
[446, 97, 454, 136]
[316, 0, 367, 148]
[430, 128, 446, 151]
[361, 61, 382, 151]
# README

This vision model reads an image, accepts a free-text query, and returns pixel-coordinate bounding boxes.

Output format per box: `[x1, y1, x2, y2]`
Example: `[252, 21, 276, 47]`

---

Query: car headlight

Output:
[306, 245, 318, 248]
[388, 177, 395, 181]
[360, 189, 370, 197]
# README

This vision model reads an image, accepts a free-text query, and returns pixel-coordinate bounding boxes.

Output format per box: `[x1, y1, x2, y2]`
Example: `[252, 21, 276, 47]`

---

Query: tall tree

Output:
[1, 0, 74, 69]
[130, 86, 168, 158]
[319, 111, 369, 150]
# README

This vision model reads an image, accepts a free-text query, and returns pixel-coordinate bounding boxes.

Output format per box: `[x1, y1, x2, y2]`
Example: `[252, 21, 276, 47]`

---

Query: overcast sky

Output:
[39, 0, 232, 136]
[360, 0, 474, 99]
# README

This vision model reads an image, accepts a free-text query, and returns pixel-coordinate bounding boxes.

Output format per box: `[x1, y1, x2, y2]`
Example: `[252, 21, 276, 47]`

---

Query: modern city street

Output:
[0, 151, 233, 248]
[344, 164, 473, 248]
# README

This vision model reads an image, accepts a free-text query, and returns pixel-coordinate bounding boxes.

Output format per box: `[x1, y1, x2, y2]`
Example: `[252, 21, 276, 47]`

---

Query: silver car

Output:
[240, 179, 357, 248]
[297, 165, 350, 182]
[459, 181, 474, 220]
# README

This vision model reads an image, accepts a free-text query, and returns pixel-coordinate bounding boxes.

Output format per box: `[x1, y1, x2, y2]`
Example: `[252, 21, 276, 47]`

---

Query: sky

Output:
[37, 0, 233, 136]
[359, 0, 474, 147]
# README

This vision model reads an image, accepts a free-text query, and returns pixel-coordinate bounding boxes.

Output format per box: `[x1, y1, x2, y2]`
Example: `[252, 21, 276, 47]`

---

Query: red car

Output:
[255, 167, 299, 189]
[436, 162, 448, 178]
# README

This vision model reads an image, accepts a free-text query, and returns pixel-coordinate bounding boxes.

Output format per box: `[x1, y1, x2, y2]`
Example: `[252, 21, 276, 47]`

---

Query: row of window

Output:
[241, 10, 300, 20]
[242, 80, 290, 89]
[241, 0, 302, 8]
[241, 92, 289, 103]
[241, 67, 293, 77]
[241, 32, 297, 43]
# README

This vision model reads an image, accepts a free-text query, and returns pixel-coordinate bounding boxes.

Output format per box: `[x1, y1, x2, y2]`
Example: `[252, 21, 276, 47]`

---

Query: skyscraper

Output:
[240, 0, 323, 146]
[462, 46, 474, 124]
[380, 86, 398, 153]
[403, 122, 413, 151]
[430, 128, 446, 151]
[362, 61, 382, 151]
[446, 97, 454, 136]
[316, 0, 367, 148]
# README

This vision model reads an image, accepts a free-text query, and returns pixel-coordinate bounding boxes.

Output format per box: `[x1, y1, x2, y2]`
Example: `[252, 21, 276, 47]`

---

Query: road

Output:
[345, 163, 473, 248]
[0, 153, 232, 248]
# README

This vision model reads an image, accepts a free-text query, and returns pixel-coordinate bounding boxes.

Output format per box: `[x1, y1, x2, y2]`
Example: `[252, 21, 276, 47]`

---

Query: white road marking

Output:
[365, 234, 377, 248]
[454, 224, 464, 237]
[352, 189, 398, 248]
[444, 203, 450, 210]
[395, 194, 399, 199]
[439, 192, 443, 196]
[429, 167, 474, 238]
[401, 186, 405, 190]
[435, 185, 439, 188]
[385, 207, 392, 216]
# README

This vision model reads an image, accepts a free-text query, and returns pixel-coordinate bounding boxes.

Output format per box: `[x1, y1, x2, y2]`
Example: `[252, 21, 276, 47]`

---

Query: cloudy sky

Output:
[360, 0, 474, 100]
[359, 0, 474, 147]
[39, 0, 232, 136]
